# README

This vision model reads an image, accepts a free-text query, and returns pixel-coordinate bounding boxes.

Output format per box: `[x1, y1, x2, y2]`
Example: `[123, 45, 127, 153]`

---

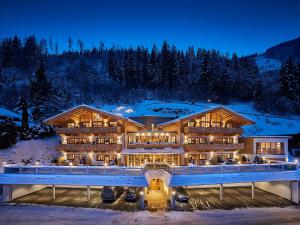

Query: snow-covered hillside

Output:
[256, 56, 281, 72]
[0, 136, 60, 164]
[93, 100, 300, 136]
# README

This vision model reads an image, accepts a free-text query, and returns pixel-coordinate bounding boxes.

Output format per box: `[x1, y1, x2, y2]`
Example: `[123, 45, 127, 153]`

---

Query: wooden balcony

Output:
[56, 144, 123, 152]
[184, 143, 244, 152]
[56, 126, 121, 134]
[127, 143, 181, 149]
[184, 126, 243, 135]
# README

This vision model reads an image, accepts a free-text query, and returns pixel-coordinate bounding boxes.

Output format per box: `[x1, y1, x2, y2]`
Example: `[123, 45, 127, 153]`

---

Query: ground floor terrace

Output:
[62, 151, 260, 167]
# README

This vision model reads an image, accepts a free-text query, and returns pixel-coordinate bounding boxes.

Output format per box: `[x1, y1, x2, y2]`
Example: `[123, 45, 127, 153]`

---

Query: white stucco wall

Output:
[255, 181, 299, 203]
[252, 137, 289, 160]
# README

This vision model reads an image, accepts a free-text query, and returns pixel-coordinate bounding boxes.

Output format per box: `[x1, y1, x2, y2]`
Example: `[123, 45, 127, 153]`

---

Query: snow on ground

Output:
[0, 204, 300, 225]
[0, 136, 60, 164]
[94, 100, 300, 136]
[256, 55, 282, 72]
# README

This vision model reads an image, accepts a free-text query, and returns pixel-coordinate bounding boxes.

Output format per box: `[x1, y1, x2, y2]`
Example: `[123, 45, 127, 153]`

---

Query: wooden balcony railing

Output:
[56, 126, 121, 134]
[184, 126, 243, 135]
[127, 143, 181, 149]
[56, 144, 123, 152]
[183, 143, 244, 152]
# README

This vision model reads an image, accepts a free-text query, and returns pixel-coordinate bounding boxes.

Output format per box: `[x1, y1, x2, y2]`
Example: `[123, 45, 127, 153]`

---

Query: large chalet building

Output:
[44, 105, 289, 166]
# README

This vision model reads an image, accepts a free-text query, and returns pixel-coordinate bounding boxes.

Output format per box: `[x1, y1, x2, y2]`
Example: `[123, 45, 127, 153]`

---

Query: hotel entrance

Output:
[124, 154, 181, 166]
[146, 178, 169, 210]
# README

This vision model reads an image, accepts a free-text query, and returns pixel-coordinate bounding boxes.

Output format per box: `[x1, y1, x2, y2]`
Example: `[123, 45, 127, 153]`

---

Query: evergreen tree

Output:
[279, 58, 297, 100]
[1, 38, 13, 67]
[160, 41, 172, 89]
[197, 51, 215, 100]
[149, 44, 160, 90]
[68, 37, 73, 52]
[30, 65, 52, 121]
[107, 48, 119, 82]
[124, 49, 138, 88]
[16, 96, 30, 139]
[22, 36, 40, 79]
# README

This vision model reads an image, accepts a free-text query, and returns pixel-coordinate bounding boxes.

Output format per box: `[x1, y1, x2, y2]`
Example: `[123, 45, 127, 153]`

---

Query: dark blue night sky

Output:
[1, 0, 300, 55]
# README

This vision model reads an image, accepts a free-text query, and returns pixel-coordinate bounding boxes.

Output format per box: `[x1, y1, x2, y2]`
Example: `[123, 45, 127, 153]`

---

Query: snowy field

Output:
[94, 100, 300, 136]
[0, 204, 300, 225]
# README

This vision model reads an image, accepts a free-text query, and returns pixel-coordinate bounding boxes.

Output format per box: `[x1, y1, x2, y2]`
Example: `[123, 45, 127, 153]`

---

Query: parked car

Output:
[101, 186, 124, 202]
[124, 187, 140, 202]
[174, 187, 189, 203]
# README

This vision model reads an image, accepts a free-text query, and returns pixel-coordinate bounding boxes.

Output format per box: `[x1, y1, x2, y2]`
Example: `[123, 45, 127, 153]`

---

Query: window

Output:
[256, 142, 284, 155]
[128, 136, 134, 143]
[171, 136, 176, 143]
[67, 154, 75, 160]
[92, 121, 103, 127]
[187, 137, 207, 144]
[109, 121, 117, 127]
[92, 113, 102, 121]
[96, 138, 116, 144]
[67, 138, 91, 144]
[187, 121, 195, 127]
[96, 154, 105, 161]
[225, 123, 233, 128]
[68, 123, 75, 128]
[200, 114, 210, 127]
[83, 122, 92, 127]
[213, 138, 233, 144]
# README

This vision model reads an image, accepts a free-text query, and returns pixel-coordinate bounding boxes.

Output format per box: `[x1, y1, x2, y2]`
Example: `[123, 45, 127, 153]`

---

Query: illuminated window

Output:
[67, 123, 75, 128]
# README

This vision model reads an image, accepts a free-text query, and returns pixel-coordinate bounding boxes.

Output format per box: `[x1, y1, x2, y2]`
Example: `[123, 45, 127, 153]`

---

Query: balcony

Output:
[56, 144, 123, 152]
[56, 126, 121, 134]
[184, 126, 243, 135]
[127, 143, 181, 149]
[183, 143, 244, 152]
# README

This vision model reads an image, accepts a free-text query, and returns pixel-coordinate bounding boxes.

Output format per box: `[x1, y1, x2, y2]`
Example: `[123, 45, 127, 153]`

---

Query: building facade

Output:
[44, 105, 289, 166]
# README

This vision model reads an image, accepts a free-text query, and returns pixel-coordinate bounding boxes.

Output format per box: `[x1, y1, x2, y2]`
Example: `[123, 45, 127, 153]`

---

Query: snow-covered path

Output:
[0, 204, 300, 225]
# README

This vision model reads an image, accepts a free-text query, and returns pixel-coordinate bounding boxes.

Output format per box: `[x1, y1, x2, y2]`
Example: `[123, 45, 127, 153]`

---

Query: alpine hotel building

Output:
[44, 105, 289, 166]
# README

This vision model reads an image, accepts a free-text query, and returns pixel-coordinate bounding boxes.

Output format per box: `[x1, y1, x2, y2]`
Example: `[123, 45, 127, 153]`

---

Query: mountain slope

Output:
[263, 36, 300, 63]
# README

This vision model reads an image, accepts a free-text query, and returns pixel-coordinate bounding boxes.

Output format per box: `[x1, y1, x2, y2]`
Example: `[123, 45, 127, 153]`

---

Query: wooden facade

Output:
[44, 104, 289, 166]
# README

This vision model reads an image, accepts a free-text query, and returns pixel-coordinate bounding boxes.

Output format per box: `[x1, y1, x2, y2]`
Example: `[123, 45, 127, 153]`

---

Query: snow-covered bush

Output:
[0, 118, 19, 149]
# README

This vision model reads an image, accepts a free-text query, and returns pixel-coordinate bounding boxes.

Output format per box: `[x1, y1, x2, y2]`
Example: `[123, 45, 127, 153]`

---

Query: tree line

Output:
[0, 35, 300, 125]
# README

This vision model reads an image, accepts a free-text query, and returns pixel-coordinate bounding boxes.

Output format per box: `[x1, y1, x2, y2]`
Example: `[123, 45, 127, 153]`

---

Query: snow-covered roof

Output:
[0, 173, 148, 187]
[170, 170, 300, 187]
[0, 107, 21, 119]
[157, 106, 255, 127]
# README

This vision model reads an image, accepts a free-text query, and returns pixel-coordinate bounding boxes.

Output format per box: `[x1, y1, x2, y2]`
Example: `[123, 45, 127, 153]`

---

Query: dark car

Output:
[124, 187, 140, 202]
[174, 187, 189, 203]
[101, 186, 124, 202]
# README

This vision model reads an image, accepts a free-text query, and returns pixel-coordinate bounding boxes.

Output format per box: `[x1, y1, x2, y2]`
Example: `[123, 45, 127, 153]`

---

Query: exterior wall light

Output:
[69, 162, 73, 166]
[172, 191, 176, 195]
[140, 191, 144, 196]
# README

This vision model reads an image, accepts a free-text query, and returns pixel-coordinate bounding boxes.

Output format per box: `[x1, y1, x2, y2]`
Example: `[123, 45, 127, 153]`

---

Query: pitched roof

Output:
[43, 104, 145, 127]
[156, 106, 255, 127]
